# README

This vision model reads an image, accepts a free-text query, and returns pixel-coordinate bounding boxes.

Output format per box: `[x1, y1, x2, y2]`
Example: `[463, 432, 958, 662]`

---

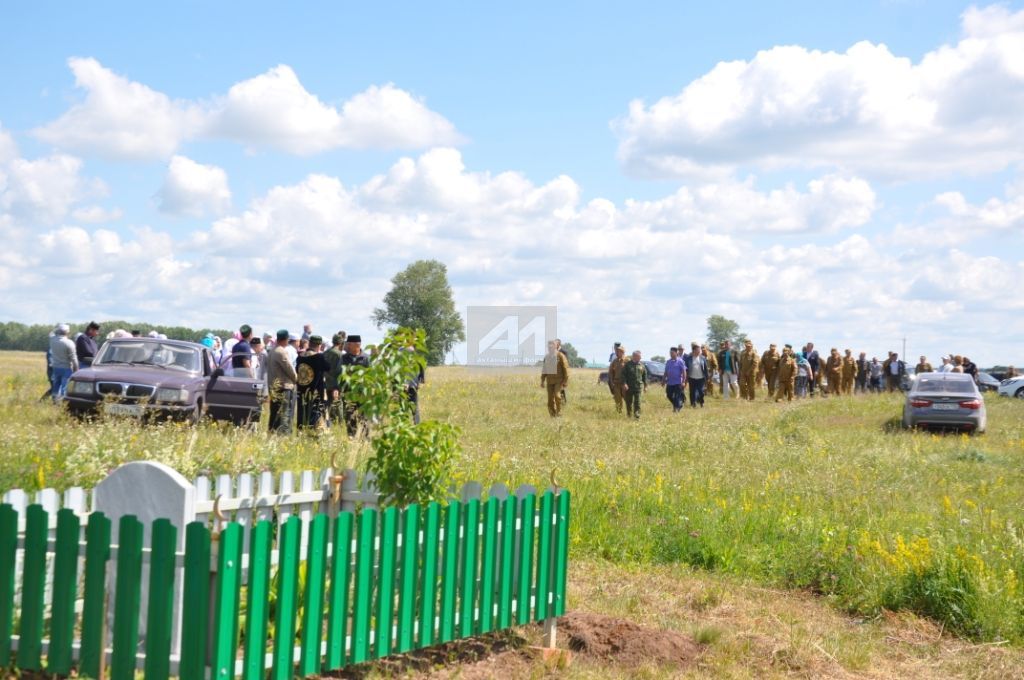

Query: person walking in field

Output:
[759, 343, 780, 399]
[685, 342, 709, 408]
[841, 349, 856, 395]
[776, 345, 798, 402]
[703, 344, 718, 397]
[608, 345, 628, 414]
[795, 350, 813, 398]
[540, 340, 569, 417]
[664, 346, 687, 412]
[739, 339, 760, 400]
[825, 348, 842, 396]
[621, 350, 647, 419]
[717, 340, 740, 399]
[855, 352, 869, 393]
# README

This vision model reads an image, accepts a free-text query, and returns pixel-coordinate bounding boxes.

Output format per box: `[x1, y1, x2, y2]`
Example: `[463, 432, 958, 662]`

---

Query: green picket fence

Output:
[0, 488, 570, 679]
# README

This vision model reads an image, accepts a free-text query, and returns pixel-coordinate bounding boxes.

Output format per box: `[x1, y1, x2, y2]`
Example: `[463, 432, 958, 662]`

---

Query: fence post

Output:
[94, 461, 196, 662]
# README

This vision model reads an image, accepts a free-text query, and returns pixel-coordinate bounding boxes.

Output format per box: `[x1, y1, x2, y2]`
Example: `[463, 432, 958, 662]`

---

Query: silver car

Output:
[903, 372, 986, 433]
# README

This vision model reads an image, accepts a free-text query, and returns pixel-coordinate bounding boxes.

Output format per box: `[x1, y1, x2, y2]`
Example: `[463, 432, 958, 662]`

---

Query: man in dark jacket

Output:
[621, 350, 647, 419]
[339, 335, 371, 436]
[76, 321, 101, 367]
[684, 342, 709, 408]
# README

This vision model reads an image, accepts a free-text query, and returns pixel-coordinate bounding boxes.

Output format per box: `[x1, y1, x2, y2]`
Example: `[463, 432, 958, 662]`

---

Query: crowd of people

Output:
[586, 340, 990, 420]
[44, 321, 424, 437]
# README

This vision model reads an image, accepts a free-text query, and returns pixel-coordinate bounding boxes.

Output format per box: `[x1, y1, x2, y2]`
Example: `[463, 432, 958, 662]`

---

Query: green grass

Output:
[4, 351, 1024, 648]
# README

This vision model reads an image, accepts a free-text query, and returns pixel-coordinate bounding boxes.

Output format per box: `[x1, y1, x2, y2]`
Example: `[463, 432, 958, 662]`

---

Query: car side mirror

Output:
[212, 367, 224, 378]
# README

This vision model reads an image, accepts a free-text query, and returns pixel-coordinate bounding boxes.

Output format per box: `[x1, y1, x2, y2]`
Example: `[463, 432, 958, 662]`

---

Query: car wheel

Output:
[1016, 387, 1024, 399]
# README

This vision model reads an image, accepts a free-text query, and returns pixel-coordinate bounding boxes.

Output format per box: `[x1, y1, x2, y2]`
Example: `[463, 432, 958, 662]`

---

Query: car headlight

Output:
[67, 380, 94, 395]
[155, 387, 189, 403]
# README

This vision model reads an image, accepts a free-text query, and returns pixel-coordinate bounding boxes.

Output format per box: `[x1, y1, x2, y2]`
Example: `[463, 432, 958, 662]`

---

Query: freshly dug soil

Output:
[561, 611, 701, 669]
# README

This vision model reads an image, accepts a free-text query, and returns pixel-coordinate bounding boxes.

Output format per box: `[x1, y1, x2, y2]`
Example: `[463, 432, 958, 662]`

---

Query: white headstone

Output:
[94, 461, 195, 659]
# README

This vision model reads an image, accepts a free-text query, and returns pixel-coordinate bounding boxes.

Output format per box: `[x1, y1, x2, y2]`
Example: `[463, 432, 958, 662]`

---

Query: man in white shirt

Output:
[937, 356, 954, 373]
[49, 324, 79, 403]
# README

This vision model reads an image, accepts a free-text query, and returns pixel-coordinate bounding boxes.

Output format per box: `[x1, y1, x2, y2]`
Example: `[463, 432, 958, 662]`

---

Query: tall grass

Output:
[3, 351, 1024, 643]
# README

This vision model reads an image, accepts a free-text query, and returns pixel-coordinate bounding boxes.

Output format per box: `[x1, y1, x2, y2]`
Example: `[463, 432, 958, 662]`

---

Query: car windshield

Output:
[95, 342, 200, 372]
[915, 377, 975, 393]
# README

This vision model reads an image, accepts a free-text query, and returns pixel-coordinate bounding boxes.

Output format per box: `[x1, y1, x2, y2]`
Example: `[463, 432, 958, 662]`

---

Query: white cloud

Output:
[0, 148, 1020, 365]
[0, 154, 104, 225]
[34, 60, 462, 159]
[34, 58, 204, 161]
[71, 205, 124, 223]
[615, 5, 1024, 179]
[157, 155, 231, 217]
[0, 123, 17, 164]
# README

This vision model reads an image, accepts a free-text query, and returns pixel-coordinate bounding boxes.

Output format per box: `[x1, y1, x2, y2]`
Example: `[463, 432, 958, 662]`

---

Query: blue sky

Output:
[1, 1, 1022, 365]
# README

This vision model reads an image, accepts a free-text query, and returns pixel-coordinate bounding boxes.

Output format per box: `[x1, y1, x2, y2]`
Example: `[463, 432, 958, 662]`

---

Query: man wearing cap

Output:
[76, 321, 101, 367]
[825, 348, 842, 396]
[297, 335, 330, 431]
[621, 350, 647, 419]
[608, 342, 621, 363]
[267, 329, 298, 434]
[739, 339, 760, 401]
[841, 349, 857, 395]
[776, 345, 798, 402]
[230, 324, 254, 379]
[937, 356, 953, 373]
[607, 345, 628, 413]
[684, 342, 709, 408]
[340, 335, 370, 435]
[758, 343, 780, 399]
[664, 346, 687, 412]
[49, 324, 78, 402]
[324, 332, 346, 426]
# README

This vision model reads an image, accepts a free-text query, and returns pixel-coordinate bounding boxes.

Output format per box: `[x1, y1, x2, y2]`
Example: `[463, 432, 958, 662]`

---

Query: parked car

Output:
[64, 337, 263, 425]
[643, 360, 666, 384]
[976, 372, 1001, 392]
[997, 374, 1024, 399]
[902, 372, 986, 433]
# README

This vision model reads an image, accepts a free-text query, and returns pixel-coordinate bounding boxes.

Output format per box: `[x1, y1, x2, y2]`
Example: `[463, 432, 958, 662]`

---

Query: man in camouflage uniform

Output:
[758, 343, 780, 399]
[608, 345, 628, 414]
[776, 344, 797, 402]
[703, 345, 718, 397]
[739, 339, 760, 401]
[540, 340, 570, 417]
[915, 356, 933, 374]
[822, 348, 840, 396]
[621, 350, 647, 419]
[841, 349, 857, 395]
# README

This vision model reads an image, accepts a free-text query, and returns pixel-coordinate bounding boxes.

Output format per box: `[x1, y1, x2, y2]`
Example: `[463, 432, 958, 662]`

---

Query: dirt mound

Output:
[561, 611, 700, 669]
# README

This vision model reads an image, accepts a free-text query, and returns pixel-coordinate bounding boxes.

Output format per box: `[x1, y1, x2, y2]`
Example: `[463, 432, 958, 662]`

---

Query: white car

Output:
[997, 375, 1024, 399]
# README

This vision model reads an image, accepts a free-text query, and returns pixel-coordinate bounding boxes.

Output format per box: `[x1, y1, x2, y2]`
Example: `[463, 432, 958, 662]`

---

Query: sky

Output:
[1, 1, 1022, 366]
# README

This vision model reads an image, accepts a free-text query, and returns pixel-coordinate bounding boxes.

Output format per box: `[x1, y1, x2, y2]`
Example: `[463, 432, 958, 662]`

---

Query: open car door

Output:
[204, 352, 264, 425]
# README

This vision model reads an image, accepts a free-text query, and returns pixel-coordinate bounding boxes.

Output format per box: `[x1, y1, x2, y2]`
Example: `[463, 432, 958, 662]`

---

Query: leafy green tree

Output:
[343, 327, 461, 507]
[706, 315, 747, 352]
[372, 260, 465, 366]
[559, 341, 588, 368]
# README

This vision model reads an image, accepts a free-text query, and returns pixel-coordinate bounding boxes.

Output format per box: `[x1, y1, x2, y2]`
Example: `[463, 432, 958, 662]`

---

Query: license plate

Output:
[932, 403, 958, 410]
[106, 403, 143, 417]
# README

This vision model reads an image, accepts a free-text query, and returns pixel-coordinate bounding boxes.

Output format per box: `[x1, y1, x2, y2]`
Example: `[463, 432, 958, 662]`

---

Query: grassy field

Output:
[3, 350, 1024, 676]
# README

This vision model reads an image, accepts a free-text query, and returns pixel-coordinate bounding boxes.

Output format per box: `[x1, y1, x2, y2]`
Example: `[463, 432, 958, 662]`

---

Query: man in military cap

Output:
[297, 335, 330, 431]
[825, 348, 842, 396]
[339, 334, 371, 436]
[758, 343, 780, 399]
[621, 350, 647, 419]
[540, 339, 570, 417]
[776, 344, 797, 402]
[841, 349, 857, 395]
[739, 339, 760, 401]
[608, 344, 628, 413]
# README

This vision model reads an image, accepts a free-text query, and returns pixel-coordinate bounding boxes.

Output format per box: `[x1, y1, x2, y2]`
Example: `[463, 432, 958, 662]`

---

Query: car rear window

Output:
[916, 377, 975, 393]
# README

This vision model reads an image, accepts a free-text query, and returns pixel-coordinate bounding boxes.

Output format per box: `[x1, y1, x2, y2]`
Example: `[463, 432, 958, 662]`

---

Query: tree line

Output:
[0, 321, 233, 352]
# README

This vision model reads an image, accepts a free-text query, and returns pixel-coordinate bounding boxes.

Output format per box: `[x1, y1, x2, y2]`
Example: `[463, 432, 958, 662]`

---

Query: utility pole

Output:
[902, 337, 907, 361]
